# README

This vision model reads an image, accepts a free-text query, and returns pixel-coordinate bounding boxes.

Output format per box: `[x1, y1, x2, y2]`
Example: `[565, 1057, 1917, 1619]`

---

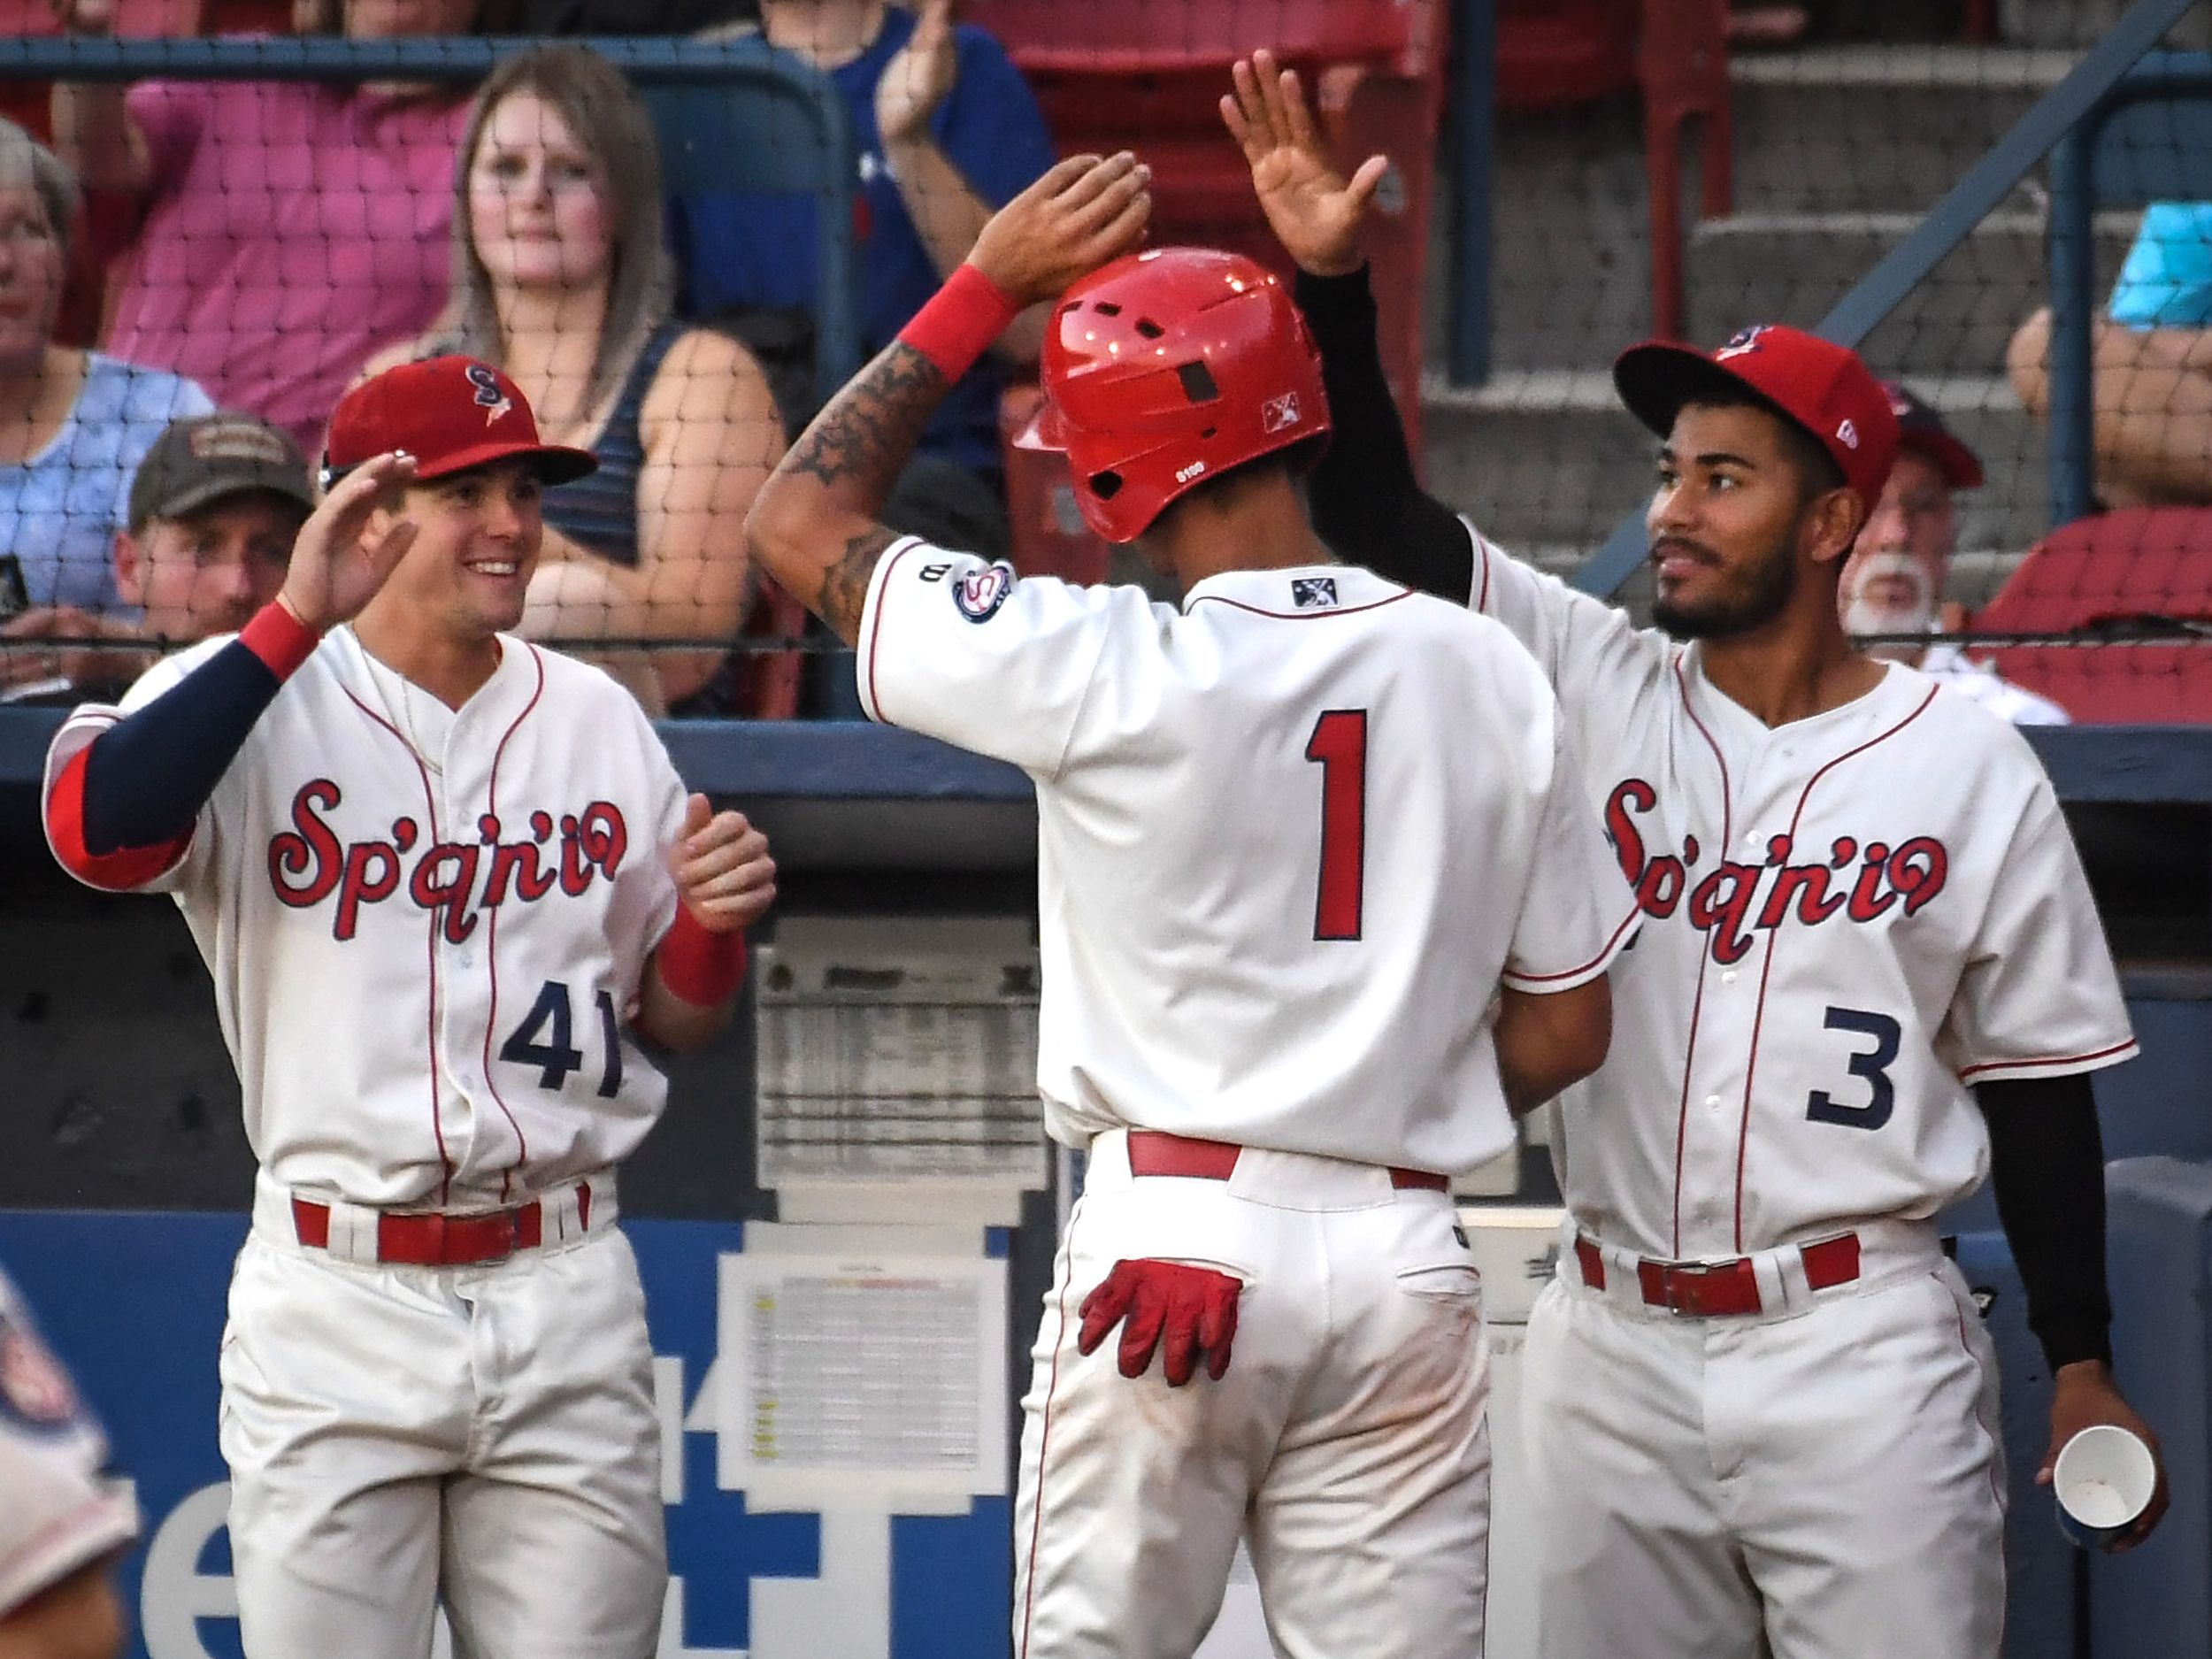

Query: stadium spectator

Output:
[0, 121, 211, 697]
[47, 0, 476, 454]
[1839, 380, 2070, 725]
[362, 43, 782, 716]
[4, 412, 311, 705]
[2007, 202, 2212, 507]
[678, 0, 1056, 557]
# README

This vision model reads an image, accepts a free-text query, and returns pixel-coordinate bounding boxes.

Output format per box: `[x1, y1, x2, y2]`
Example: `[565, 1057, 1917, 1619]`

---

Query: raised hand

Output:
[876, 0, 959, 150]
[966, 151, 1153, 311]
[670, 793, 776, 934]
[1220, 49, 1388, 279]
[278, 451, 419, 634]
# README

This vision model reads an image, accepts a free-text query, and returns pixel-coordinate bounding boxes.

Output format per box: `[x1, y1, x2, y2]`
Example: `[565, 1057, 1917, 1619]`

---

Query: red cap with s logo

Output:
[323, 356, 598, 489]
[1612, 325, 1900, 511]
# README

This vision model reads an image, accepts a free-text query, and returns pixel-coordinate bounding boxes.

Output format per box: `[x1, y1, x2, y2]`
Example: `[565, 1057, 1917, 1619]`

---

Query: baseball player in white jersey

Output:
[0, 1263, 137, 1659]
[743, 154, 1638, 1657]
[39, 356, 776, 1659]
[1227, 53, 2169, 1659]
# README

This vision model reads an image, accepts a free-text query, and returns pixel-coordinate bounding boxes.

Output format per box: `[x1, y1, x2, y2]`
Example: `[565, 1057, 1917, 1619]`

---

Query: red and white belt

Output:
[1574, 1231, 1863, 1317]
[281, 1178, 603, 1268]
[1125, 1129, 1450, 1193]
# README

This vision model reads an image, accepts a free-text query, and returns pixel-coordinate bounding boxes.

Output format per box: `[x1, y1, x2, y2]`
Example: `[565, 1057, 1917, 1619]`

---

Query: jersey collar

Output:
[1179, 564, 1407, 617]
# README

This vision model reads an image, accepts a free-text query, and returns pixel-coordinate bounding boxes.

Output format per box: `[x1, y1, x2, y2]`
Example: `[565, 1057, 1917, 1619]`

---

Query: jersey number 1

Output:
[1306, 710, 1368, 941]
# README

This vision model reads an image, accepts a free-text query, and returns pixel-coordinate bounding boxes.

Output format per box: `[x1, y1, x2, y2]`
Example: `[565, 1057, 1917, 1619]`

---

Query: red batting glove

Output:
[1076, 1259, 1242, 1386]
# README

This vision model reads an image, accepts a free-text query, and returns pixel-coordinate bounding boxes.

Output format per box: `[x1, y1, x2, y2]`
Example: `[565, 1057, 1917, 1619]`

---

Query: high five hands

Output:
[966, 151, 1153, 309]
[1220, 49, 1390, 279]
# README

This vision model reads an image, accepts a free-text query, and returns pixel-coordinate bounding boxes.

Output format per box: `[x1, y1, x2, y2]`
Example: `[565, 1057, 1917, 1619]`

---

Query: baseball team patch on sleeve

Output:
[953, 562, 1017, 623]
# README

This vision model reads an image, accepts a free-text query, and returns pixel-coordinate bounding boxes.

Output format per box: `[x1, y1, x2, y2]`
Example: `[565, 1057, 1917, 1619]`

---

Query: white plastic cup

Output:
[2053, 1425, 2158, 1549]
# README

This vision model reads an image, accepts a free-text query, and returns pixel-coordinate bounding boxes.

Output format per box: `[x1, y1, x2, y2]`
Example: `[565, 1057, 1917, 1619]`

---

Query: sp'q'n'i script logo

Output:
[954, 562, 1016, 623]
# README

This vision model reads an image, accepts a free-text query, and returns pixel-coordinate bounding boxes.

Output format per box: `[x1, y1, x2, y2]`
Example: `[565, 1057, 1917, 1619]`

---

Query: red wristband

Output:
[656, 905, 749, 1008]
[898, 263, 1020, 383]
[239, 599, 319, 679]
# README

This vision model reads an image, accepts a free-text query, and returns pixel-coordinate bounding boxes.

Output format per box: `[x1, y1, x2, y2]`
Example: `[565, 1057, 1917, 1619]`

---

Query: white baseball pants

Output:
[219, 1179, 665, 1659]
[1012, 1130, 1493, 1659]
[1523, 1235, 2007, 1659]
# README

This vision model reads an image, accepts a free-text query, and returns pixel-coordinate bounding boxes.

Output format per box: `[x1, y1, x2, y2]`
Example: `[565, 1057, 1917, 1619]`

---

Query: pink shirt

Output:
[105, 77, 468, 450]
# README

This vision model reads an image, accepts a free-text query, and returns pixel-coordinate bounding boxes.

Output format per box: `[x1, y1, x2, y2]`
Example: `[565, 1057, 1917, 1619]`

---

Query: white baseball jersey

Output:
[858, 541, 1640, 1177]
[0, 1265, 137, 1620]
[1459, 523, 2135, 1257]
[42, 626, 689, 1210]
[1917, 641, 2071, 726]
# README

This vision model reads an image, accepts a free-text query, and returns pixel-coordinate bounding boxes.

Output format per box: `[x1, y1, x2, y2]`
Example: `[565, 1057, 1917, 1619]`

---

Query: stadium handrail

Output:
[1571, 0, 2200, 599]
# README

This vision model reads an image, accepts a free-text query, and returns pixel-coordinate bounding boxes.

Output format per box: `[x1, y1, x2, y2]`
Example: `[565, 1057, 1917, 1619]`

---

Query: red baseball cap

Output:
[323, 356, 596, 488]
[1882, 379, 1984, 489]
[1613, 325, 1900, 510]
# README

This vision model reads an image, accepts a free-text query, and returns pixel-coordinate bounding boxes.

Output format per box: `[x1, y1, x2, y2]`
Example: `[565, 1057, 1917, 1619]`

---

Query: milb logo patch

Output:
[1291, 576, 1338, 610]
[953, 562, 1016, 622]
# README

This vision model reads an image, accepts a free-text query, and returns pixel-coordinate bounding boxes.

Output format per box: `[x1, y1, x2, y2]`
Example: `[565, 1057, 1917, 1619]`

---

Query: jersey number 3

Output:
[1806, 1005, 1900, 1131]
[1306, 710, 1368, 941]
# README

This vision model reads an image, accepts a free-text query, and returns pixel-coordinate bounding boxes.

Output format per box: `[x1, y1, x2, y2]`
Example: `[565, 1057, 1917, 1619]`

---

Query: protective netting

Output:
[0, 0, 2206, 722]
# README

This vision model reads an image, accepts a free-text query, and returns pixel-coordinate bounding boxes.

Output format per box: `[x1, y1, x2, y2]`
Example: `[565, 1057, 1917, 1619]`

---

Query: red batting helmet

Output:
[1018, 248, 1331, 544]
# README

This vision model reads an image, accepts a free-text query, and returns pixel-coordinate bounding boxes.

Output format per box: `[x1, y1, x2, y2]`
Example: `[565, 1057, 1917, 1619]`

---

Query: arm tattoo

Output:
[818, 525, 899, 642]
[785, 342, 949, 504]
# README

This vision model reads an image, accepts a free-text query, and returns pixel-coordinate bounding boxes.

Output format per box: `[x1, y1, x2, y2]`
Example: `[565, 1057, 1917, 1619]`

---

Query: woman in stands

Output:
[0, 120, 211, 696]
[365, 43, 782, 714]
[47, 0, 475, 454]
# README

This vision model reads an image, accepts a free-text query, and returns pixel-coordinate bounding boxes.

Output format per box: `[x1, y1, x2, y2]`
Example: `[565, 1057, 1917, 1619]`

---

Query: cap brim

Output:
[134, 477, 313, 531]
[411, 439, 600, 487]
[1613, 341, 1798, 442]
[1900, 427, 1984, 490]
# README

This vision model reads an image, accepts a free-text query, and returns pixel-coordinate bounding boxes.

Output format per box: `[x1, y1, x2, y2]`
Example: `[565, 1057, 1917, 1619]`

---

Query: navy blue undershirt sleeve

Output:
[1978, 1071, 2116, 1371]
[79, 640, 286, 856]
[1295, 264, 1476, 604]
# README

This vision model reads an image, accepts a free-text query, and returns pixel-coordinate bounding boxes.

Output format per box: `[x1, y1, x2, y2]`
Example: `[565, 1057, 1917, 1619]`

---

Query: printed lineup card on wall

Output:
[752, 917, 1049, 1219]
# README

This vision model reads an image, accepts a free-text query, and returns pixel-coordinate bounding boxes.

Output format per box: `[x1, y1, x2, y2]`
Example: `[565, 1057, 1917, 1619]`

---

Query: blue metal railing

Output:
[1571, 0, 2202, 597]
[0, 34, 864, 402]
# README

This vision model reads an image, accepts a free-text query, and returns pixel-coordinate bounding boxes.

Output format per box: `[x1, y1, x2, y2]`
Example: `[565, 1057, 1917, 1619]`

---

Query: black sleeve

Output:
[1977, 1071, 2115, 1371]
[1294, 265, 1475, 604]
[79, 641, 286, 855]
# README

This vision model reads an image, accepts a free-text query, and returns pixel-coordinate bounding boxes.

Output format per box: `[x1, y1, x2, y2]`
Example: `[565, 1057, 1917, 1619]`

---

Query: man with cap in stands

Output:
[1839, 380, 2069, 725]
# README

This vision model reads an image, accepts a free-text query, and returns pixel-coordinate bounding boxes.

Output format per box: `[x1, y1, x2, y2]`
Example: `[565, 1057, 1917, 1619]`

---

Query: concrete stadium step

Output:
[1998, 0, 2212, 50]
[1684, 209, 2137, 373]
[1728, 47, 2071, 213]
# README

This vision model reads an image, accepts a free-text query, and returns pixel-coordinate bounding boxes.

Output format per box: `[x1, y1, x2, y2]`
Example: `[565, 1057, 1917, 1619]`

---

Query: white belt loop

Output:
[319, 1198, 382, 1265]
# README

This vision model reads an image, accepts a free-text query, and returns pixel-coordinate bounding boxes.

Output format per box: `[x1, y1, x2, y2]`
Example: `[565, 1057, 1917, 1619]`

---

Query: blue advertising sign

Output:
[0, 1212, 1013, 1659]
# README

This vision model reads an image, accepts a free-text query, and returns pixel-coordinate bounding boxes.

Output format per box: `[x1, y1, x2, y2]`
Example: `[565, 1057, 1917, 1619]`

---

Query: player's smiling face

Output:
[1647, 402, 1848, 641]
[374, 457, 544, 639]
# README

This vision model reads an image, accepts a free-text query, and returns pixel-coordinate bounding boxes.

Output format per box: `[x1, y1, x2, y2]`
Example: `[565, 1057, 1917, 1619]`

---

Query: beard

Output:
[1839, 550, 1937, 639]
[1650, 532, 1799, 641]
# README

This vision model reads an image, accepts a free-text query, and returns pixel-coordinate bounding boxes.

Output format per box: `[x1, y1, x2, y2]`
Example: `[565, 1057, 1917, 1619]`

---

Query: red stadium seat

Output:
[965, 0, 1447, 457]
[1973, 509, 2212, 725]
[1495, 0, 1637, 112]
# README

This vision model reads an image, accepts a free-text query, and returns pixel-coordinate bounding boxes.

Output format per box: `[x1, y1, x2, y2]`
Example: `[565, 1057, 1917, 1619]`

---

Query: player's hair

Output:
[1682, 387, 1848, 503]
[435, 44, 676, 425]
[0, 119, 77, 267]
